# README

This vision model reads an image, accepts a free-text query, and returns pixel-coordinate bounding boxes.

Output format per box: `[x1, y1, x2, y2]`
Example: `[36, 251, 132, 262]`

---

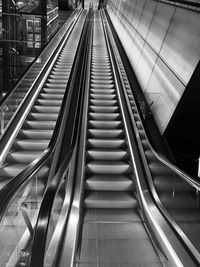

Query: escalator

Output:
[75, 11, 164, 266]
[57, 10, 168, 267]
[30, 7, 200, 267]
[0, 10, 86, 189]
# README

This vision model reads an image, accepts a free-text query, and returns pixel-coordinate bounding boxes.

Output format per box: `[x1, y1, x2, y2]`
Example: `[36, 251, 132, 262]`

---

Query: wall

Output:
[107, 0, 200, 133]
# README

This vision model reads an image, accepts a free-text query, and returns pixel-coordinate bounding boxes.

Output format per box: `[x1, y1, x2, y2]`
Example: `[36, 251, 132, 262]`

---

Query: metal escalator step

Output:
[90, 99, 117, 106]
[6, 151, 42, 164]
[0, 164, 49, 178]
[84, 191, 137, 208]
[88, 120, 122, 129]
[33, 105, 60, 113]
[87, 149, 128, 160]
[91, 80, 113, 85]
[90, 89, 114, 94]
[0, 163, 28, 177]
[51, 71, 70, 75]
[23, 121, 56, 130]
[13, 140, 49, 150]
[90, 94, 116, 100]
[154, 175, 193, 192]
[47, 78, 68, 84]
[85, 175, 134, 191]
[86, 161, 131, 174]
[134, 114, 140, 121]
[89, 113, 120, 120]
[149, 162, 173, 176]
[44, 83, 66, 89]
[19, 129, 53, 139]
[49, 74, 69, 79]
[28, 113, 58, 121]
[138, 129, 146, 139]
[91, 75, 112, 80]
[87, 139, 126, 148]
[91, 70, 112, 75]
[144, 150, 157, 162]
[141, 139, 149, 151]
[92, 66, 111, 70]
[42, 88, 65, 94]
[91, 84, 114, 90]
[136, 121, 143, 130]
[88, 129, 124, 138]
[158, 192, 197, 209]
[40, 93, 64, 100]
[36, 99, 62, 106]
[90, 106, 119, 113]
[83, 208, 140, 222]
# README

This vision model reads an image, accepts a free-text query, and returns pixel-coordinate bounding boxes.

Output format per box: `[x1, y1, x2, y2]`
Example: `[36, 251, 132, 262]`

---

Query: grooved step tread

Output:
[86, 161, 131, 174]
[36, 99, 62, 106]
[85, 175, 134, 191]
[90, 106, 119, 113]
[40, 93, 64, 100]
[23, 121, 56, 129]
[89, 113, 120, 120]
[84, 191, 137, 208]
[19, 129, 53, 139]
[88, 139, 126, 148]
[90, 94, 116, 100]
[29, 113, 58, 121]
[0, 164, 49, 177]
[87, 149, 128, 160]
[89, 120, 122, 129]
[6, 151, 42, 163]
[88, 129, 124, 138]
[33, 106, 60, 113]
[13, 140, 49, 150]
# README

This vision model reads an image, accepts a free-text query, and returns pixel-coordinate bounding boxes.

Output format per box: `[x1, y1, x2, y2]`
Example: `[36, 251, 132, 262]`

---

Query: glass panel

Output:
[151, 158, 200, 253]
[0, 167, 48, 266]
[44, 175, 67, 266]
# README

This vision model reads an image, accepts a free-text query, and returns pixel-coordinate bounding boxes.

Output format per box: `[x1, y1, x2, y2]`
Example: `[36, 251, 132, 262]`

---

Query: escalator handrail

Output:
[0, 9, 86, 223]
[29, 9, 93, 267]
[0, 7, 82, 134]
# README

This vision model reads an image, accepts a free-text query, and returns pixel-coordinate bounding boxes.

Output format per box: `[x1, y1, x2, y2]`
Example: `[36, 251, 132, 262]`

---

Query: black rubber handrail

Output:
[0, 9, 85, 223]
[29, 8, 92, 267]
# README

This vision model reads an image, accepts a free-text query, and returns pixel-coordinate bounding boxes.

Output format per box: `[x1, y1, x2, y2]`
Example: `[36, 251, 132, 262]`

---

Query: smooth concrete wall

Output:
[107, 0, 200, 133]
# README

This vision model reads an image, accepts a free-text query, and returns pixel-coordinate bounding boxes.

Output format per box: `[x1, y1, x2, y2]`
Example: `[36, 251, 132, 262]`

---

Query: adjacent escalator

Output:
[0, 11, 86, 189]
[104, 9, 200, 264]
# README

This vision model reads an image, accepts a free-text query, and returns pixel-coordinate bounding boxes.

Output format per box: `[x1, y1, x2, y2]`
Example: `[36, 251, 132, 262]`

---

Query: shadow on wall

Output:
[107, 0, 200, 134]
